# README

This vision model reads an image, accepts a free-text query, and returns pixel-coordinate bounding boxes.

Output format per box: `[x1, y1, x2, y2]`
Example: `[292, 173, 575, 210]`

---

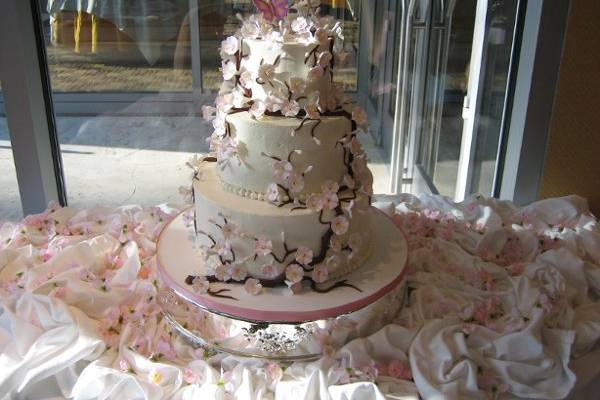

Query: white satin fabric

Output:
[1, 195, 599, 399]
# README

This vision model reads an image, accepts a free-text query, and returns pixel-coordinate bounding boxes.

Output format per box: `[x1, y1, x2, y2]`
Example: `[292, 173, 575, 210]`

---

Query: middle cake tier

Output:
[219, 111, 352, 200]
[193, 162, 372, 282]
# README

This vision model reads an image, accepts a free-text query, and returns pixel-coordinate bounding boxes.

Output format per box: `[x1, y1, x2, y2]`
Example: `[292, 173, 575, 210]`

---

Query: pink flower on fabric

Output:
[312, 264, 329, 283]
[156, 336, 177, 360]
[387, 360, 412, 380]
[244, 278, 263, 295]
[285, 264, 304, 284]
[255, 237, 273, 257]
[266, 362, 283, 381]
[183, 368, 201, 384]
[330, 216, 349, 235]
[118, 358, 132, 373]
[295, 246, 314, 265]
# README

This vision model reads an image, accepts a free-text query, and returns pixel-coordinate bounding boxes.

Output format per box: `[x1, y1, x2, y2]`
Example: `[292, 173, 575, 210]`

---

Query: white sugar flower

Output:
[255, 237, 273, 257]
[221, 36, 239, 55]
[291, 16, 309, 33]
[202, 105, 216, 121]
[214, 239, 231, 256]
[215, 265, 232, 281]
[281, 100, 301, 117]
[288, 77, 307, 97]
[274, 160, 293, 181]
[258, 63, 276, 82]
[318, 51, 333, 68]
[244, 278, 263, 295]
[267, 182, 282, 202]
[191, 276, 210, 293]
[250, 100, 267, 119]
[305, 104, 320, 120]
[265, 94, 283, 112]
[352, 105, 368, 130]
[239, 70, 254, 89]
[241, 22, 260, 39]
[285, 264, 304, 284]
[323, 193, 339, 210]
[322, 180, 339, 194]
[331, 215, 349, 235]
[295, 246, 314, 265]
[222, 60, 237, 81]
[231, 264, 247, 281]
[232, 88, 249, 108]
[261, 263, 279, 279]
[306, 194, 324, 211]
[312, 264, 329, 283]
[212, 116, 226, 136]
[286, 172, 305, 193]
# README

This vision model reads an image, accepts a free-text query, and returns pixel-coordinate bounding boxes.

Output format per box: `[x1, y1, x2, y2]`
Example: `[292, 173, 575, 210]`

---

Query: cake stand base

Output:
[156, 207, 408, 361]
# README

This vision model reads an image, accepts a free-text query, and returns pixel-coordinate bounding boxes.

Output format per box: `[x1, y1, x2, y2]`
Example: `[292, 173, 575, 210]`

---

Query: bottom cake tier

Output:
[192, 162, 372, 282]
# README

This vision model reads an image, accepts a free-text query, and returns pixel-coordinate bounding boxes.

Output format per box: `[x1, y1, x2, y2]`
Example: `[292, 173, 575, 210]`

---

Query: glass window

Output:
[0, 80, 24, 221]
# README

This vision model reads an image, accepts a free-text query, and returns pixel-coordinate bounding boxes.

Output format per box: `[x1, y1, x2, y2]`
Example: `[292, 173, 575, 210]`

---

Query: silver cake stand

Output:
[156, 207, 408, 361]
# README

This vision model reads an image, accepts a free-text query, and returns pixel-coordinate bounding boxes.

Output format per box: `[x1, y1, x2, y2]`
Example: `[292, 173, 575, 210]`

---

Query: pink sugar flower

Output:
[244, 278, 263, 295]
[387, 360, 412, 380]
[255, 237, 273, 257]
[285, 264, 304, 284]
[330, 216, 349, 235]
[295, 246, 313, 265]
[312, 264, 329, 283]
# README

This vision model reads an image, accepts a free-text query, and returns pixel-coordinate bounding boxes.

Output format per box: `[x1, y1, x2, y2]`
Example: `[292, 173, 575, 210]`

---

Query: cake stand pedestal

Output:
[156, 207, 408, 361]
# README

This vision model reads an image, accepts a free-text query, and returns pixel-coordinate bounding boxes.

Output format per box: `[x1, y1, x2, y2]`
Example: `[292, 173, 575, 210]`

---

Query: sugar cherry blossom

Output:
[295, 246, 314, 265]
[221, 60, 237, 81]
[322, 192, 339, 211]
[330, 235, 342, 252]
[214, 239, 231, 256]
[261, 263, 279, 279]
[250, 100, 267, 118]
[267, 183, 282, 202]
[285, 264, 304, 284]
[255, 237, 273, 257]
[312, 264, 329, 283]
[291, 16, 309, 33]
[308, 65, 324, 80]
[289, 77, 307, 97]
[265, 94, 283, 112]
[230, 264, 247, 281]
[306, 194, 324, 211]
[305, 104, 320, 120]
[274, 160, 293, 181]
[286, 172, 305, 193]
[315, 28, 329, 45]
[239, 70, 254, 89]
[183, 368, 201, 384]
[191, 276, 209, 293]
[215, 265, 232, 281]
[282, 100, 301, 117]
[244, 278, 263, 295]
[258, 63, 276, 82]
[241, 21, 260, 39]
[221, 36, 239, 55]
[322, 180, 339, 194]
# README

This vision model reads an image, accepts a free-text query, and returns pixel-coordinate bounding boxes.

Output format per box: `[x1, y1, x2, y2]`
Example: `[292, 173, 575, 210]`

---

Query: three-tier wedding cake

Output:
[186, 0, 374, 295]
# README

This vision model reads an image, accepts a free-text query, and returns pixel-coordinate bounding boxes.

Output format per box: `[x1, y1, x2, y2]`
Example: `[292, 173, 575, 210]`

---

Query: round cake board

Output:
[157, 207, 408, 324]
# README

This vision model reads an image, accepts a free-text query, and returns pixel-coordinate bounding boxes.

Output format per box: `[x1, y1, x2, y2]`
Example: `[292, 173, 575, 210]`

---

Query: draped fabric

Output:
[1, 194, 599, 399]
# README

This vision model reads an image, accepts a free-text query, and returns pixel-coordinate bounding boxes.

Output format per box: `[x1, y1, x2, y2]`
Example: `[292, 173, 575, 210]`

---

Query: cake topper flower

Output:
[253, 0, 289, 22]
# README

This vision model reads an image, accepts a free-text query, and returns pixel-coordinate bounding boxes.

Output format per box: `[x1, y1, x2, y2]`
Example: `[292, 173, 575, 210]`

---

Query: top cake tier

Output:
[238, 38, 332, 110]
